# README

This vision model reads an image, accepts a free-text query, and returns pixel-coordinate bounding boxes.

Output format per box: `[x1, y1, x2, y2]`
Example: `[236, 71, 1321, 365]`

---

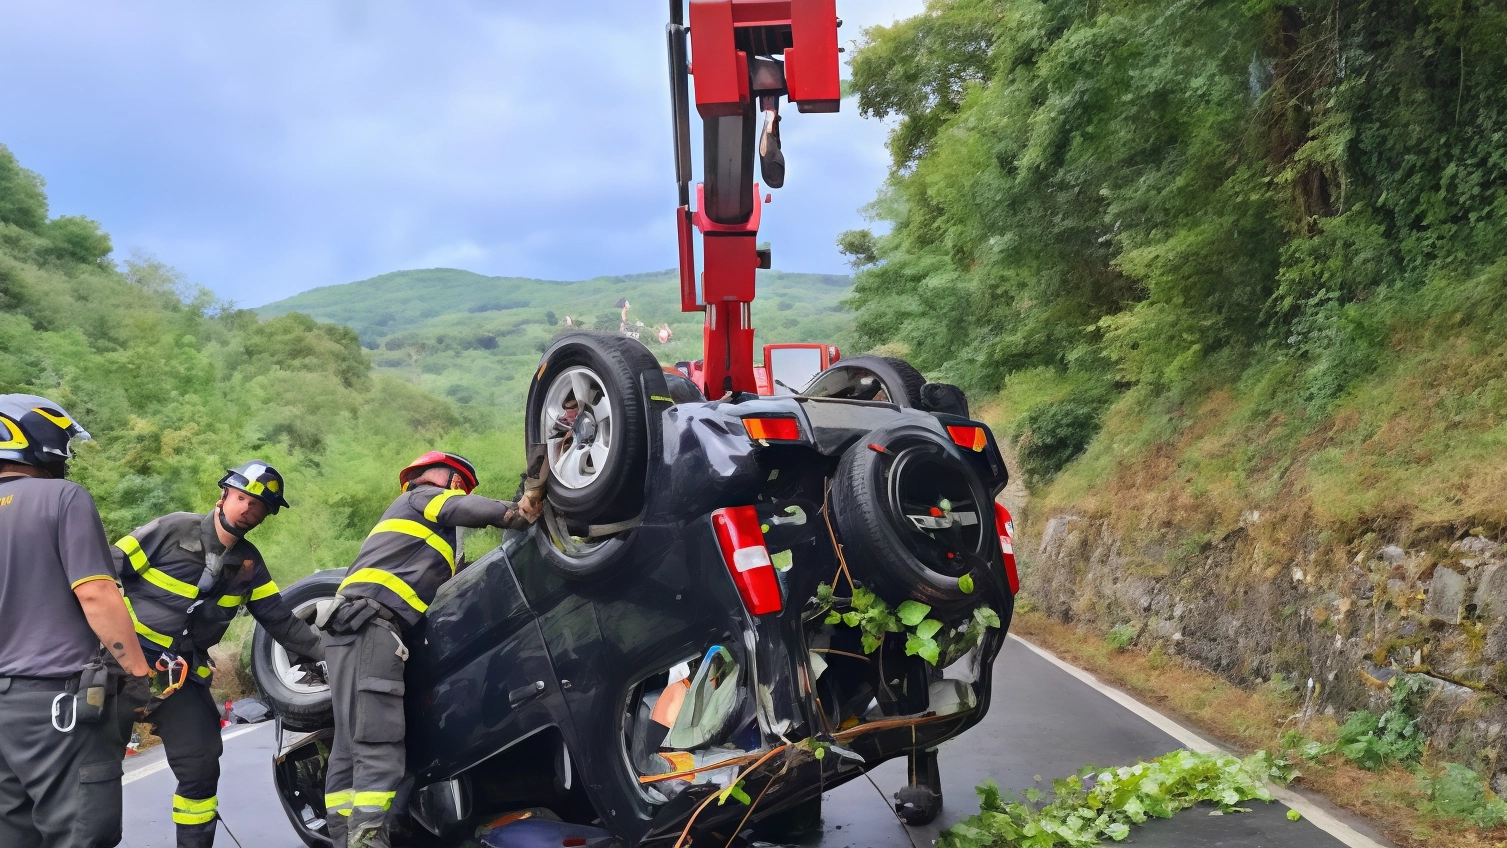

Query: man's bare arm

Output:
[74, 580, 150, 676]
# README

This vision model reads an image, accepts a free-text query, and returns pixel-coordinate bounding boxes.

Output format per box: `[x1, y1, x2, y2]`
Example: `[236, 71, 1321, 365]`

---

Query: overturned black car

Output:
[252, 332, 1018, 847]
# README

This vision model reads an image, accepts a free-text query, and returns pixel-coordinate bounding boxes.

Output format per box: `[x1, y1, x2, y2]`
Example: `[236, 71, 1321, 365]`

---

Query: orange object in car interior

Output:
[946, 425, 988, 452]
[650, 678, 691, 728]
[742, 416, 801, 442]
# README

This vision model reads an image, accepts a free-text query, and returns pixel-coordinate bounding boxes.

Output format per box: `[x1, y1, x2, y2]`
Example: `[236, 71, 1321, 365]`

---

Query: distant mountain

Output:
[258, 267, 854, 410]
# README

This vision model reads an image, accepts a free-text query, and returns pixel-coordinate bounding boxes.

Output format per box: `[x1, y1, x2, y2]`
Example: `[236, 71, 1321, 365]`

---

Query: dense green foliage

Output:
[939, 749, 1291, 847]
[0, 145, 521, 584]
[844, 0, 1507, 472]
[260, 267, 853, 410]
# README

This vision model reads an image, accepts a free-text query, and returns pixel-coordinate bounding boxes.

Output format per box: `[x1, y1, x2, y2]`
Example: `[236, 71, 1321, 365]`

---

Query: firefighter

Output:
[321, 451, 541, 848]
[113, 460, 324, 848]
[0, 393, 152, 848]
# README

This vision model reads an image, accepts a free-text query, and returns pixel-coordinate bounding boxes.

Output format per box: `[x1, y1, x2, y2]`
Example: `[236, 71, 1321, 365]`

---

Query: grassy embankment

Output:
[964, 271, 1507, 846]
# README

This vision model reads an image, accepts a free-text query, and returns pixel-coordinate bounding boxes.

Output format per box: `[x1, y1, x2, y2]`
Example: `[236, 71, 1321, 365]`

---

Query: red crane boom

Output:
[667, 0, 842, 396]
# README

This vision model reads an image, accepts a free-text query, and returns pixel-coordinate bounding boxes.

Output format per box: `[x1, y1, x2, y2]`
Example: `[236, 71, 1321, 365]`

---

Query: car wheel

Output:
[533, 504, 637, 581]
[252, 570, 341, 732]
[802, 355, 926, 408]
[526, 332, 657, 525]
[832, 421, 994, 615]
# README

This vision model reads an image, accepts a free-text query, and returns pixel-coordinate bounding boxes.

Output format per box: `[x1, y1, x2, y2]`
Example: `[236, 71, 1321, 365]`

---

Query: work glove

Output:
[119, 673, 154, 717]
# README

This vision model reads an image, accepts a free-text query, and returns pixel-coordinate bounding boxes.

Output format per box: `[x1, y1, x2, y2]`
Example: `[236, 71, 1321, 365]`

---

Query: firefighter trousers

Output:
[323, 618, 407, 848]
[144, 682, 224, 848]
[0, 677, 126, 848]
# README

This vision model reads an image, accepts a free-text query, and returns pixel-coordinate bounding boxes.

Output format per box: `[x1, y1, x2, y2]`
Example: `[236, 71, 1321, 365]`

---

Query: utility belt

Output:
[317, 595, 400, 636]
[5, 654, 117, 733]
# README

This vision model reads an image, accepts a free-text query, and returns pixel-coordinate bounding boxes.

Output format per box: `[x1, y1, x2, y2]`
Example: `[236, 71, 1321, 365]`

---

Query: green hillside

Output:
[0, 145, 521, 582]
[259, 267, 854, 410]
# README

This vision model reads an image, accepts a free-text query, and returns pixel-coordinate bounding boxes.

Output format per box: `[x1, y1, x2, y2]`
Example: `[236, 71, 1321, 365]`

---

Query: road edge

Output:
[123, 721, 271, 785]
[1008, 633, 1394, 848]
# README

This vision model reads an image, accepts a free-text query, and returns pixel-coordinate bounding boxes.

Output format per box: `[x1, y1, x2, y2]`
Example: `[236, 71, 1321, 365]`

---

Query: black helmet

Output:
[219, 461, 291, 514]
[0, 394, 91, 473]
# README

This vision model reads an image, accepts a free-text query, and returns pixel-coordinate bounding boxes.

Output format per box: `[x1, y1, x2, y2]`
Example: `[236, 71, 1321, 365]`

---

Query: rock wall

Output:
[1025, 513, 1507, 779]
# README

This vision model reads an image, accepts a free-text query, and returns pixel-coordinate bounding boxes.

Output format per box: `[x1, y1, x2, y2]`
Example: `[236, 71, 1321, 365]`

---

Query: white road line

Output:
[1008, 633, 1391, 848]
[122, 722, 270, 785]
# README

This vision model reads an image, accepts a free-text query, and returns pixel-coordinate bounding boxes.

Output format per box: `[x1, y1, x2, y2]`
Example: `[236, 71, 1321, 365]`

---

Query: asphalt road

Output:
[119, 637, 1389, 848]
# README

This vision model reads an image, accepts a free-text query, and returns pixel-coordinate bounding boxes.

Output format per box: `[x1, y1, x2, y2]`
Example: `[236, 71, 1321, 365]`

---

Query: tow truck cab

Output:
[678, 342, 840, 397]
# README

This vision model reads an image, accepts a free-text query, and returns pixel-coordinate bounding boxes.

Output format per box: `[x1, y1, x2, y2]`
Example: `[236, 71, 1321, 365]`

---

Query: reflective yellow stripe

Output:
[352, 791, 396, 810]
[196, 665, 212, 679]
[139, 565, 199, 599]
[123, 597, 174, 648]
[338, 569, 428, 614]
[173, 795, 217, 813]
[116, 535, 198, 599]
[368, 518, 455, 575]
[115, 536, 150, 573]
[337, 808, 352, 816]
[172, 794, 217, 825]
[216, 594, 244, 608]
[70, 574, 116, 590]
[423, 490, 461, 522]
[325, 790, 352, 810]
[248, 580, 280, 602]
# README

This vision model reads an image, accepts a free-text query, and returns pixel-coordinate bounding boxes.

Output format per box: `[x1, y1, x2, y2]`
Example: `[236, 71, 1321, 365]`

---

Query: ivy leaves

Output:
[816, 583, 1000, 665]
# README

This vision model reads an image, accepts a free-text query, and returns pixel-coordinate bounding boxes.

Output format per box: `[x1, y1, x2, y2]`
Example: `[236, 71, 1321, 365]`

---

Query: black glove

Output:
[119, 673, 154, 716]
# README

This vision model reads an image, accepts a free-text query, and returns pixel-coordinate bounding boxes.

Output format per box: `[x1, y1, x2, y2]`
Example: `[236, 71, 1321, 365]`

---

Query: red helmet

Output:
[398, 451, 479, 494]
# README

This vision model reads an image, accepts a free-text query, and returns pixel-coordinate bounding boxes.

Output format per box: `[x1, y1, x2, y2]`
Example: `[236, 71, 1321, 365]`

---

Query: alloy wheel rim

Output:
[541, 366, 615, 491]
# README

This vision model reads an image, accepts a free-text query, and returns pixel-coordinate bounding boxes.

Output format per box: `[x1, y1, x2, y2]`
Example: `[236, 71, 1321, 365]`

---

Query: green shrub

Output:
[1331, 675, 1426, 770]
[1106, 623, 1138, 649]
[1013, 383, 1117, 484]
[1418, 763, 1507, 829]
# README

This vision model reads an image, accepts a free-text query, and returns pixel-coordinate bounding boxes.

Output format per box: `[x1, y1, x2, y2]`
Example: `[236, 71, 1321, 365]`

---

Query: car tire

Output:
[803, 355, 926, 408]
[252, 570, 341, 732]
[526, 332, 656, 525]
[832, 421, 994, 615]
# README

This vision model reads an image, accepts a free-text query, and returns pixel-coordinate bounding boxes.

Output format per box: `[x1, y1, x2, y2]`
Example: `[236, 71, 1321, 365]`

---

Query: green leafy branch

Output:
[939, 749, 1294, 848]
[813, 582, 999, 665]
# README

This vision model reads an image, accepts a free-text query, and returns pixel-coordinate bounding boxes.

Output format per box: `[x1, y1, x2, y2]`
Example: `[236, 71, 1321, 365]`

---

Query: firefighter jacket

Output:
[113, 512, 323, 683]
[338, 485, 527, 629]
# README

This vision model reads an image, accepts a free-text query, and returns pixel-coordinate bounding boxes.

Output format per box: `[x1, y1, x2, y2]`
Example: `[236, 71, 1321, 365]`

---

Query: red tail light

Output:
[993, 503, 1020, 594]
[711, 506, 783, 615]
[946, 425, 988, 452]
[742, 416, 802, 442]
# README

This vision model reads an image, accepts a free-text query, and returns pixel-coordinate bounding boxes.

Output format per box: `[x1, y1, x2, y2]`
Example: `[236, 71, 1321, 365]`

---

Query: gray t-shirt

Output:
[0, 475, 118, 677]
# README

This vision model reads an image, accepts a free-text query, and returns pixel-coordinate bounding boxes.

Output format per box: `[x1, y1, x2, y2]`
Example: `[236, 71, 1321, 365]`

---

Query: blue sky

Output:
[0, 1, 921, 307]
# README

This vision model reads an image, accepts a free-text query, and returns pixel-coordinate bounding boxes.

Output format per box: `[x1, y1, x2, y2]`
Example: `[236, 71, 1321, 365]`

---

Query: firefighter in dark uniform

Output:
[321, 451, 541, 848]
[0, 393, 152, 848]
[113, 461, 324, 848]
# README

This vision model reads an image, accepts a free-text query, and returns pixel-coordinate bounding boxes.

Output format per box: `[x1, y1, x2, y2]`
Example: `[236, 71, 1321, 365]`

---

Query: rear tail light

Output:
[711, 506, 783, 615]
[993, 502, 1020, 594]
[947, 425, 988, 452]
[742, 416, 802, 442]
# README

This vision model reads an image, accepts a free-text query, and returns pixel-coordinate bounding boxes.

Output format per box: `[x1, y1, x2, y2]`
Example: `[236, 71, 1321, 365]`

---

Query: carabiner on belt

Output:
[155, 652, 190, 699]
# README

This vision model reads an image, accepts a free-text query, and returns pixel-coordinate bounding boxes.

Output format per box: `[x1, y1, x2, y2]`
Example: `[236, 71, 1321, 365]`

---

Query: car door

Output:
[404, 538, 564, 780]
